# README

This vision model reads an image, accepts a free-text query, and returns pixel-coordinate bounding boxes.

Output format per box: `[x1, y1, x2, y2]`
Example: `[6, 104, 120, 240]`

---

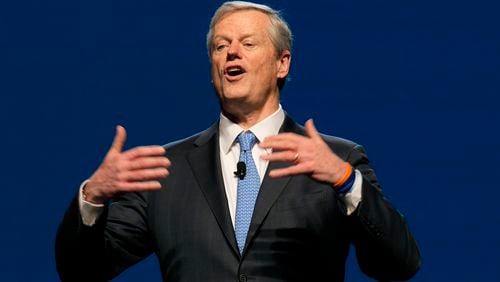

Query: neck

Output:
[221, 99, 279, 129]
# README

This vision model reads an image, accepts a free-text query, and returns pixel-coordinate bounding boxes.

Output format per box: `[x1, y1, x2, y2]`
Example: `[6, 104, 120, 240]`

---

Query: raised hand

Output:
[259, 119, 348, 184]
[84, 126, 170, 204]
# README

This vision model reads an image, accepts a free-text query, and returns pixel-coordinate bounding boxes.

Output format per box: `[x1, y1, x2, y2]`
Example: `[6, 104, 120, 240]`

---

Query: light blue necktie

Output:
[235, 131, 260, 254]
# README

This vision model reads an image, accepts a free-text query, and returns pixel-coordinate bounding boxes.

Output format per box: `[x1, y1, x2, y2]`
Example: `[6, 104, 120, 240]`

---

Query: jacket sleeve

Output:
[345, 145, 421, 281]
[55, 191, 153, 282]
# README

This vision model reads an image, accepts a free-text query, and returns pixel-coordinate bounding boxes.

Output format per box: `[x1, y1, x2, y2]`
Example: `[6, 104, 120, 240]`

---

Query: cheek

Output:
[211, 67, 224, 92]
[210, 57, 223, 75]
[256, 60, 279, 81]
[210, 63, 219, 78]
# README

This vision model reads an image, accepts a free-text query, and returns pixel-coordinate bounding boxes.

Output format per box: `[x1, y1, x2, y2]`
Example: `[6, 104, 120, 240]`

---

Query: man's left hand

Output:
[260, 119, 349, 184]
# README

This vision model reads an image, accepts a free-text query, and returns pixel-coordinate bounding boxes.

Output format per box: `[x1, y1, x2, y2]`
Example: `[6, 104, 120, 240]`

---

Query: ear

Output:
[276, 50, 291, 79]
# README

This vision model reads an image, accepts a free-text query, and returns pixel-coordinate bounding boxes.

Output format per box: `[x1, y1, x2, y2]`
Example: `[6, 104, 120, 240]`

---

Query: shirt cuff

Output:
[78, 180, 105, 226]
[339, 169, 363, 215]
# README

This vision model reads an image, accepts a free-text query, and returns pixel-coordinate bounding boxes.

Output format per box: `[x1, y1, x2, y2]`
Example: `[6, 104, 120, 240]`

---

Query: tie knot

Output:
[237, 131, 257, 152]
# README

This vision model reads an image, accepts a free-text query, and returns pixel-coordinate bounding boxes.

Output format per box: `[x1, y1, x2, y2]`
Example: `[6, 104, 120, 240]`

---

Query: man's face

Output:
[210, 10, 290, 114]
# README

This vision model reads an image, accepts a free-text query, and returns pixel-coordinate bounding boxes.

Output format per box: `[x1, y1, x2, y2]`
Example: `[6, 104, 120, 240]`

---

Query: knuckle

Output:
[116, 171, 127, 181]
[115, 161, 128, 172]
[304, 162, 314, 171]
[113, 181, 125, 192]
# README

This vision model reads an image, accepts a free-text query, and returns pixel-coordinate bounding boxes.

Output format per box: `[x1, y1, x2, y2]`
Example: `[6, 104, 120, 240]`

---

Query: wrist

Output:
[82, 182, 108, 205]
[332, 163, 355, 193]
[333, 163, 352, 186]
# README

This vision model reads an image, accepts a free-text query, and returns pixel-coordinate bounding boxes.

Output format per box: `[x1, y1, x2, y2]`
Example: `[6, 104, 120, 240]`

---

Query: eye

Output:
[215, 43, 228, 52]
[243, 42, 255, 48]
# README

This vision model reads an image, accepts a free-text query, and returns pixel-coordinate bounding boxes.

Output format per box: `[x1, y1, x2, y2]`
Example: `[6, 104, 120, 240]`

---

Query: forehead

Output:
[213, 9, 272, 37]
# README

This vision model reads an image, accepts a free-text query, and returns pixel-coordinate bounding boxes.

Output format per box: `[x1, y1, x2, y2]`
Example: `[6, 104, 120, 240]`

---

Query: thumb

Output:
[109, 125, 127, 153]
[304, 119, 321, 140]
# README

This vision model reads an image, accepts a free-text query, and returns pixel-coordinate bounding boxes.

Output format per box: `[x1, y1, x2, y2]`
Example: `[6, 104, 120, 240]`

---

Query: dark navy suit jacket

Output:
[56, 115, 420, 281]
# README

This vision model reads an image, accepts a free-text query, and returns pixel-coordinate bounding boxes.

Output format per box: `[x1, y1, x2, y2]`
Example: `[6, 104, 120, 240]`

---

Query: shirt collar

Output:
[219, 104, 285, 154]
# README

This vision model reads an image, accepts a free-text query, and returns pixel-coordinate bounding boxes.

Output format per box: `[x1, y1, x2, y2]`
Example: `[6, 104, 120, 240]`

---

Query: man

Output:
[56, 1, 420, 281]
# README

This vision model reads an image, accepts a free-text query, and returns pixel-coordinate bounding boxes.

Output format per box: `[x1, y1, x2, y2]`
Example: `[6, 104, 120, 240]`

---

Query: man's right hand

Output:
[83, 125, 171, 204]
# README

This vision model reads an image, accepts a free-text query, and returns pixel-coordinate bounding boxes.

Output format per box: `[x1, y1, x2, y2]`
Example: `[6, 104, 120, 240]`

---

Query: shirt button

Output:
[239, 274, 247, 282]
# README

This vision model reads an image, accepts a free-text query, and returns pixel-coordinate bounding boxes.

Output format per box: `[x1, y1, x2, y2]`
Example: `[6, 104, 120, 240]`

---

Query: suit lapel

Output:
[186, 123, 240, 257]
[185, 116, 305, 258]
[244, 115, 304, 255]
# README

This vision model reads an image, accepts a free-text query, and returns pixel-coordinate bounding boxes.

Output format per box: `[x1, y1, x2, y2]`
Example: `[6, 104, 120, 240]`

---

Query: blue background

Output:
[1, 0, 499, 281]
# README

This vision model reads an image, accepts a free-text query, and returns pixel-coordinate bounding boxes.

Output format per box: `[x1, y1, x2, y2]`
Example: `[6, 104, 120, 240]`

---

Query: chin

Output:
[220, 88, 249, 101]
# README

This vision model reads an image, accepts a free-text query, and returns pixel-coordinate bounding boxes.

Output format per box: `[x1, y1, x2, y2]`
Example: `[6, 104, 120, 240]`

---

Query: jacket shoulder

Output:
[320, 133, 362, 160]
[162, 122, 218, 155]
[321, 133, 359, 149]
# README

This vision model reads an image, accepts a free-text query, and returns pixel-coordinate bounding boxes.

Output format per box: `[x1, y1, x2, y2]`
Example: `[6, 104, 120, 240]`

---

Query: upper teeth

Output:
[227, 67, 241, 73]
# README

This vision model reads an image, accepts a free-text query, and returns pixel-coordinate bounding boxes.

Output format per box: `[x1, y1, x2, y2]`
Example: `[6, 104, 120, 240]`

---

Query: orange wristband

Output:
[333, 163, 353, 188]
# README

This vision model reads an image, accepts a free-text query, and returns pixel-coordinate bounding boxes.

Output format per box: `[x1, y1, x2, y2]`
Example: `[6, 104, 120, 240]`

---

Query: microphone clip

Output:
[234, 161, 246, 180]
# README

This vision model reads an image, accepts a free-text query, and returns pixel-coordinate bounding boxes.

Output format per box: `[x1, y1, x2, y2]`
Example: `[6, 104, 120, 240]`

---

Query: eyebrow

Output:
[213, 33, 258, 43]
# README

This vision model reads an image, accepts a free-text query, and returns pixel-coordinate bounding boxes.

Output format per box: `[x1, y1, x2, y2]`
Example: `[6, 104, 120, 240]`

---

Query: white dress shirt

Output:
[79, 105, 362, 226]
[218, 105, 285, 226]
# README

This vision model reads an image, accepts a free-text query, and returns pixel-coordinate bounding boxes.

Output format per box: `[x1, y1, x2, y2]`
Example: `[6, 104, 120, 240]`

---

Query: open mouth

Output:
[224, 66, 246, 79]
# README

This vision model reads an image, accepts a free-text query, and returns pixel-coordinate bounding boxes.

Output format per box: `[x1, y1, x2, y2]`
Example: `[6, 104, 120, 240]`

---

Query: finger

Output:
[118, 180, 163, 192]
[126, 157, 171, 170]
[261, 151, 298, 162]
[261, 133, 305, 144]
[123, 146, 166, 160]
[121, 168, 169, 182]
[268, 163, 312, 178]
[259, 138, 299, 151]
[109, 125, 127, 153]
[304, 119, 322, 141]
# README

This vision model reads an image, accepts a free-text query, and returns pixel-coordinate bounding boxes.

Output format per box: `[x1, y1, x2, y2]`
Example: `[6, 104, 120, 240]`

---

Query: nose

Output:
[227, 41, 241, 61]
